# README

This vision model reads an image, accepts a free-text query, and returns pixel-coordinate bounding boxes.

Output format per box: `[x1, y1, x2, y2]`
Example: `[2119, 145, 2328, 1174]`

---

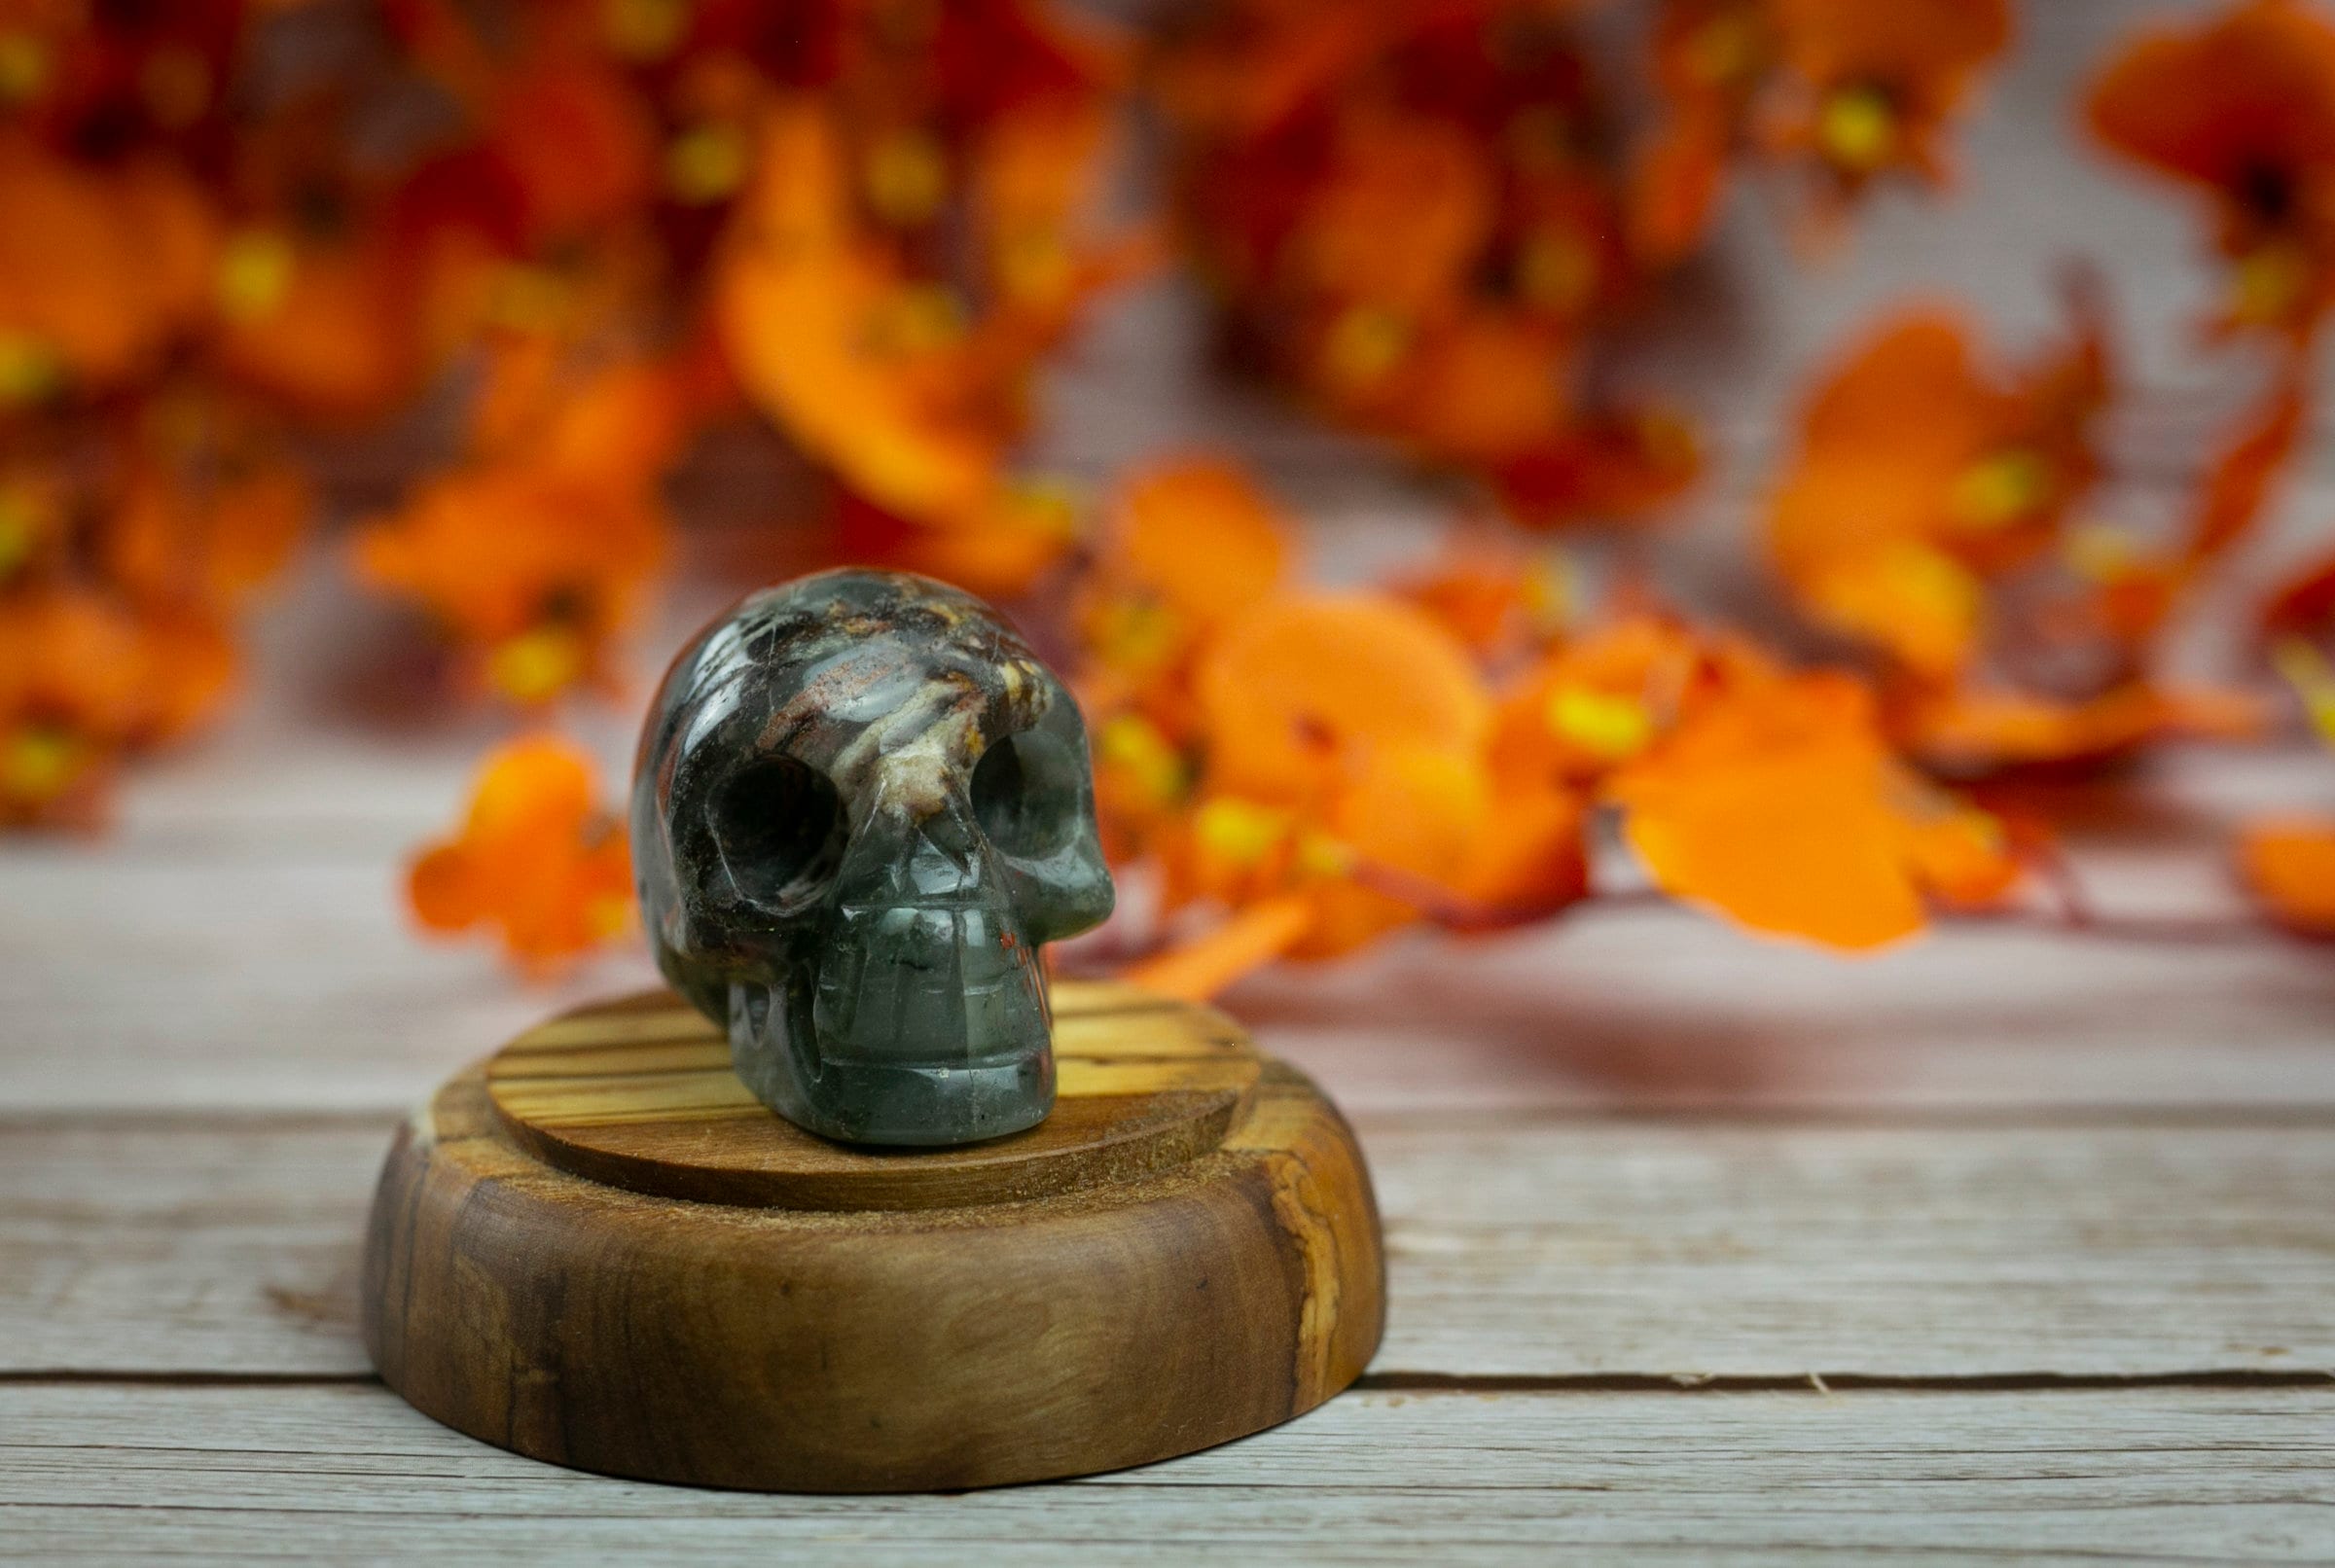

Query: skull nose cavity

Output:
[813, 901, 1049, 1068]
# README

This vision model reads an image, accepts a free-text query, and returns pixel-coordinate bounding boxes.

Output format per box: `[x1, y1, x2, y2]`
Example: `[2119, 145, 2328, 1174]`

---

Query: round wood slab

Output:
[361, 980, 1385, 1493]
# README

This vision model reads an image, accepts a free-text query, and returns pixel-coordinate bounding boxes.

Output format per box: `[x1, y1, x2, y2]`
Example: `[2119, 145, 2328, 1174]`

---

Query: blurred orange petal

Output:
[1123, 893, 1314, 1001]
[717, 103, 1005, 520]
[2237, 815, 2335, 936]
[1901, 681, 2268, 774]
[1197, 591, 1491, 801]
[405, 735, 635, 969]
[1607, 670, 1983, 949]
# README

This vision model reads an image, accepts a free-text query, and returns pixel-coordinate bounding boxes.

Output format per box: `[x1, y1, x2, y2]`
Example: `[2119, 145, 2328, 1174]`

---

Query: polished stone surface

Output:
[631, 569, 1114, 1146]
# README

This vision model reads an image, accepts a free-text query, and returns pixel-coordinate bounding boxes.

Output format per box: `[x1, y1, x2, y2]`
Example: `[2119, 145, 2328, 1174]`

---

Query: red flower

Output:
[2088, 0, 2335, 340]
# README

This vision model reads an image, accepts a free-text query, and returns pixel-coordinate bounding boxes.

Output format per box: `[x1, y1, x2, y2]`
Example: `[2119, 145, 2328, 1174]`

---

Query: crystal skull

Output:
[631, 569, 1114, 1146]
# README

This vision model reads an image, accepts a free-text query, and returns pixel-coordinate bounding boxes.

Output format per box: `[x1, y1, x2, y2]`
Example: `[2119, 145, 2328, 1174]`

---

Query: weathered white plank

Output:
[3, 1382, 2328, 1565]
[11, 1117, 2332, 1380]
[1232, 904, 2335, 1115]
[1372, 1118, 2335, 1379]
[8, 802, 2333, 1115]
[1, 1121, 379, 1377]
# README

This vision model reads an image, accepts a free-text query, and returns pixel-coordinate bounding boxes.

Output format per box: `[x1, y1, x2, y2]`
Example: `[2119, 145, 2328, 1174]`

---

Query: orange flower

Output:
[1632, 0, 2009, 256]
[1632, 0, 1774, 263]
[968, 100, 1156, 325]
[1491, 612, 1707, 787]
[407, 735, 636, 971]
[2087, 0, 2335, 340]
[1491, 405, 1702, 530]
[0, 586, 228, 825]
[352, 358, 679, 705]
[1606, 662, 2018, 948]
[100, 441, 312, 616]
[1395, 535, 1575, 660]
[1155, 3, 1678, 528]
[353, 466, 667, 707]
[715, 103, 1035, 584]
[0, 135, 216, 398]
[1076, 459, 1290, 711]
[1761, 0, 2011, 192]
[209, 230, 422, 424]
[1196, 589, 1491, 802]
[1071, 461, 1294, 861]
[1485, 612, 2022, 944]
[2231, 637, 2335, 937]
[1287, 108, 1497, 323]
[479, 59, 659, 247]
[1769, 303, 2107, 678]
[1123, 587, 1593, 992]
[0, 465, 67, 588]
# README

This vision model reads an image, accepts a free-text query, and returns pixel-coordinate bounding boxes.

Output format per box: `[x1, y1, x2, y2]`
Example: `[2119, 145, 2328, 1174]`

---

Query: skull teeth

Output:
[811, 904, 1049, 1068]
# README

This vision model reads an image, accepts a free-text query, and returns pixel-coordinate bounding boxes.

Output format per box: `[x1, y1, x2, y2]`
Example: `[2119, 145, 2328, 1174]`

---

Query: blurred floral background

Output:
[5, 0, 2332, 1002]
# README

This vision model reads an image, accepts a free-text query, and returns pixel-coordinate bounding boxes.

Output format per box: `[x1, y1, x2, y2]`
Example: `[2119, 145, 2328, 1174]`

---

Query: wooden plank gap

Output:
[0, 1372, 382, 1389]
[1358, 1370, 2335, 1395]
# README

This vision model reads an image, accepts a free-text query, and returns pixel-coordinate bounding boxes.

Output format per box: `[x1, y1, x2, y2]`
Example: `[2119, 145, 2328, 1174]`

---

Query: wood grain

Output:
[6, 1381, 2330, 1564]
[360, 993, 1384, 1490]
[485, 983, 1262, 1208]
[14, 1114, 2334, 1381]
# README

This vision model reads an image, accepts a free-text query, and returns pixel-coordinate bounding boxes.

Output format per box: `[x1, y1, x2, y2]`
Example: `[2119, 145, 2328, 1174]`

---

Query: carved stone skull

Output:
[631, 569, 1114, 1147]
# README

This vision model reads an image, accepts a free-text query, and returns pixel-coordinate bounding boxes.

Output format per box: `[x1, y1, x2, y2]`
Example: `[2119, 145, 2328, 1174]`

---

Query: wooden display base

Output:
[360, 980, 1384, 1493]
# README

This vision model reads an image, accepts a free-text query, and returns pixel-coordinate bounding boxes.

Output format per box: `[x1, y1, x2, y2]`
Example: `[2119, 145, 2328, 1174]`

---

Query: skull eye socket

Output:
[709, 754, 847, 908]
[971, 730, 1081, 860]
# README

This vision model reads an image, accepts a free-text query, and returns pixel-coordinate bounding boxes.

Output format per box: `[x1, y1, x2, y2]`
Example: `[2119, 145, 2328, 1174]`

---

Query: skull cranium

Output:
[631, 569, 1114, 1146]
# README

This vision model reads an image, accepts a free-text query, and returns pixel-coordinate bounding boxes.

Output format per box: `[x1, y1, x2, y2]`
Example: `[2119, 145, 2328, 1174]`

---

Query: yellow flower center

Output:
[1879, 540, 1977, 618]
[0, 31, 50, 102]
[1001, 475, 1085, 541]
[862, 130, 949, 228]
[1523, 551, 1578, 637]
[2271, 637, 2335, 748]
[602, 0, 689, 60]
[1089, 597, 1180, 674]
[865, 283, 965, 357]
[587, 892, 634, 941]
[2232, 240, 2311, 327]
[997, 229, 1073, 307]
[1818, 86, 1897, 174]
[1295, 830, 1356, 878]
[1950, 448, 2051, 530]
[488, 625, 590, 705]
[1194, 797, 1291, 865]
[1686, 11, 1764, 86]
[1096, 713, 1188, 806]
[1546, 685, 1654, 761]
[665, 124, 748, 205]
[3, 727, 83, 804]
[485, 265, 572, 334]
[0, 486, 37, 578]
[0, 333, 61, 405]
[1516, 228, 1597, 315]
[1320, 306, 1411, 390]
[217, 231, 297, 322]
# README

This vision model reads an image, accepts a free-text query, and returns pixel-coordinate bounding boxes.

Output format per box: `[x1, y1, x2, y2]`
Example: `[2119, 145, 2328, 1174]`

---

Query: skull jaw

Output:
[727, 974, 1058, 1147]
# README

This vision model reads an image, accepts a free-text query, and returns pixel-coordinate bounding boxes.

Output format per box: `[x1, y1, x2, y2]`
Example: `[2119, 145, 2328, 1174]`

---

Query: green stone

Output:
[631, 570, 1115, 1147]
